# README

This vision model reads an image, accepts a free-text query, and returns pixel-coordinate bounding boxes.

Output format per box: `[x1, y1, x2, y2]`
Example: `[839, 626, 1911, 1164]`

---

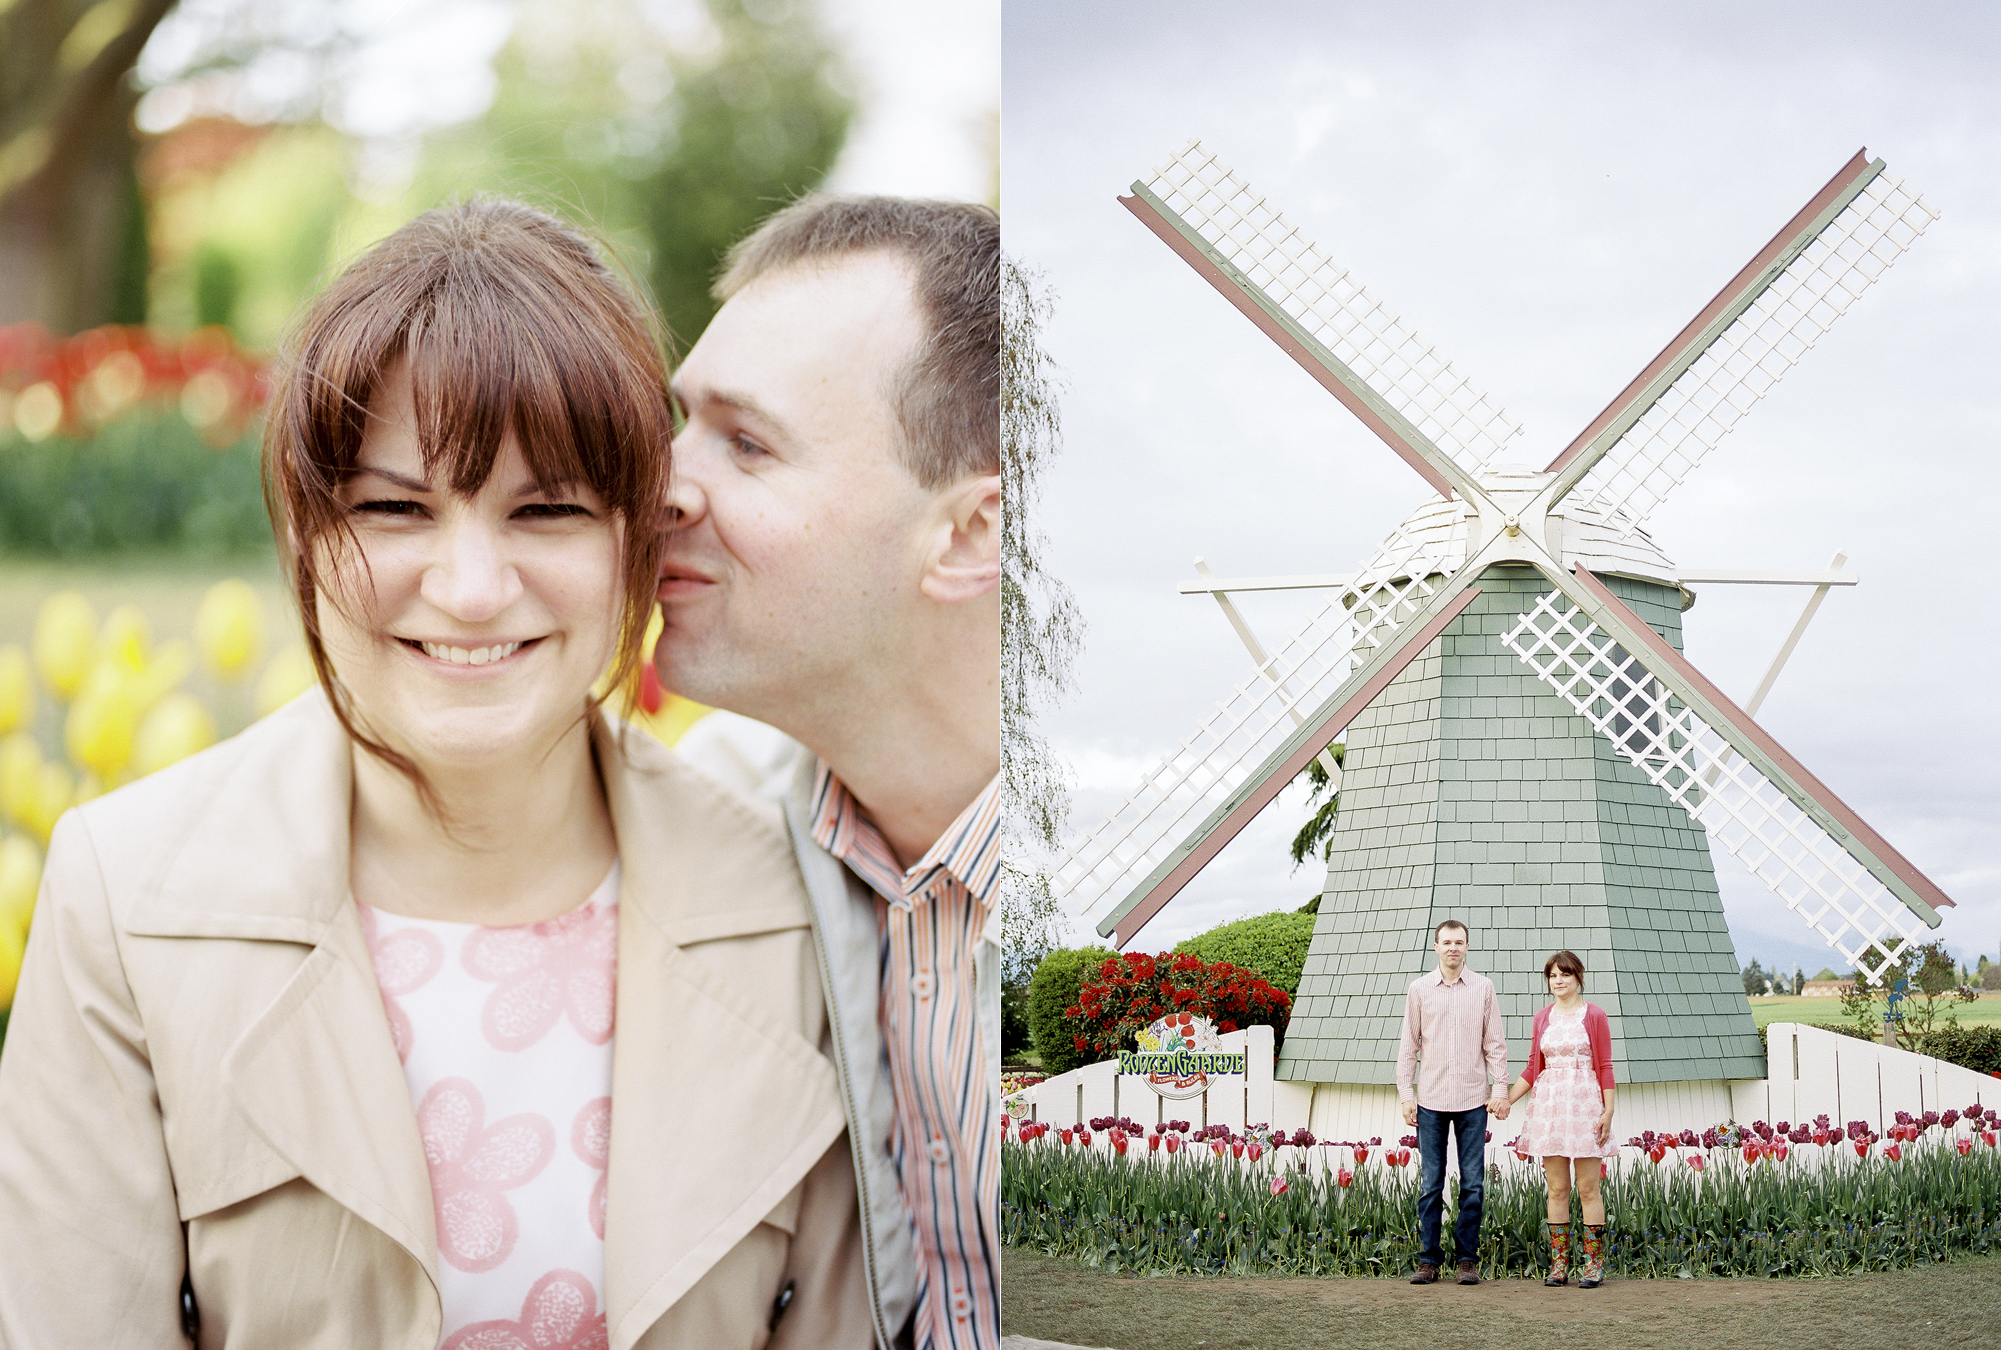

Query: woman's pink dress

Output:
[1521, 1005, 1615, 1159]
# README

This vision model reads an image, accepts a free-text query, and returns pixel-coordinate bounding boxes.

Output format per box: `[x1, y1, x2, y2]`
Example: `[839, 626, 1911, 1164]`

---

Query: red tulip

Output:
[1210, 1140, 1224, 1157]
[1247, 1143, 1264, 1162]
[1771, 1143, 1788, 1162]
[1742, 1142, 1761, 1163]
[1687, 1154, 1706, 1172]
[1059, 1129, 1073, 1146]
[1269, 1175, 1289, 1197]
[1956, 1137, 1973, 1157]
[1079, 1129, 1092, 1147]
[1354, 1146, 1368, 1165]
[1811, 1130, 1829, 1147]
[1148, 1134, 1161, 1152]
[1337, 1167, 1354, 1188]
[1231, 1142, 1245, 1159]
[1165, 1135, 1180, 1154]
[1395, 1148, 1413, 1167]
[1854, 1139, 1870, 1159]
[1885, 1142, 1903, 1162]
[1001, 1115, 1011, 1134]
[1985, 1131, 1998, 1148]
[1113, 1135, 1128, 1156]
[1647, 1145, 1667, 1165]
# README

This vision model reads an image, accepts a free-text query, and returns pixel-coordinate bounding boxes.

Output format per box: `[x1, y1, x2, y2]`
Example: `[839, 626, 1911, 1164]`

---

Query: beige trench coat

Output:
[0, 692, 871, 1349]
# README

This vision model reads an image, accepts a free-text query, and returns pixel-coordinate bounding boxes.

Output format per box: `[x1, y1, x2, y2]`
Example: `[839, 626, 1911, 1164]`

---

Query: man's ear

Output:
[918, 472, 1000, 604]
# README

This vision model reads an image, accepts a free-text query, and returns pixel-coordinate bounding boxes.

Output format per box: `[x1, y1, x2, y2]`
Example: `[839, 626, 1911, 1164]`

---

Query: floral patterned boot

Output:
[1578, 1222, 1606, 1288]
[1543, 1223, 1570, 1286]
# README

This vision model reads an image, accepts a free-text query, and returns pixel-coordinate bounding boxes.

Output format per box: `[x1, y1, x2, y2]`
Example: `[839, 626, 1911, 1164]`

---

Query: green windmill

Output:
[1053, 141, 1955, 1124]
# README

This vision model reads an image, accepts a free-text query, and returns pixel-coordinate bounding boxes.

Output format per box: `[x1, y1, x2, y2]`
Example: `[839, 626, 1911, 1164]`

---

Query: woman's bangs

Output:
[402, 300, 599, 505]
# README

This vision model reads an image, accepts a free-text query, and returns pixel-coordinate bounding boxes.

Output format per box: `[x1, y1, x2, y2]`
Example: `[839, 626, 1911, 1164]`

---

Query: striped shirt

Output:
[810, 765, 1000, 1350]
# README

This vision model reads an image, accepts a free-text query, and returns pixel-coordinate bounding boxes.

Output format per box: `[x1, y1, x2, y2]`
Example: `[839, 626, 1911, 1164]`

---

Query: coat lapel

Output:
[120, 694, 441, 1292]
[597, 722, 847, 1350]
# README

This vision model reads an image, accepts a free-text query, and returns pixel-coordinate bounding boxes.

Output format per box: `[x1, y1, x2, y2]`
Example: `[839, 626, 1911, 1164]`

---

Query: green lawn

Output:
[1748, 992, 2001, 1031]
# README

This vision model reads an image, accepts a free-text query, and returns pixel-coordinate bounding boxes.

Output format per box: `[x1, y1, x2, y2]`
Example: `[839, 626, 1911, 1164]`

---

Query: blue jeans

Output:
[1416, 1104, 1487, 1267]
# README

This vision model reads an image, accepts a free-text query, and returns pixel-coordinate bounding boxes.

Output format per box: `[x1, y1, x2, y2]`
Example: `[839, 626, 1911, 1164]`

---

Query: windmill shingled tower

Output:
[1055, 141, 1952, 1125]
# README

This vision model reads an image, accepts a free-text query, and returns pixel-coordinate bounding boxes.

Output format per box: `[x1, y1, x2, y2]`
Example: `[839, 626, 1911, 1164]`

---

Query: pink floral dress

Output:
[1520, 1004, 1614, 1160]
[359, 865, 618, 1350]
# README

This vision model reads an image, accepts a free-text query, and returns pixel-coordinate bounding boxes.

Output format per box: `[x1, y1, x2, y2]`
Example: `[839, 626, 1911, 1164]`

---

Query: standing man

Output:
[654, 196, 999, 1350]
[1397, 919, 1510, 1286]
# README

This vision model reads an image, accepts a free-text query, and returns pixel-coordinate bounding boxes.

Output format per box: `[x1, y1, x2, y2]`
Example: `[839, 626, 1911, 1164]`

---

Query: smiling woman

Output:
[0, 200, 873, 1347]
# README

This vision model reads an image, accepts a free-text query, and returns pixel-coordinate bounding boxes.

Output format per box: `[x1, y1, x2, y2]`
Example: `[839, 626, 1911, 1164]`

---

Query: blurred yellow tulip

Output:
[0, 915, 22, 1010]
[31, 591, 97, 699]
[0, 833, 41, 943]
[131, 693, 217, 778]
[96, 603, 151, 673]
[195, 579, 264, 681]
[0, 733, 41, 831]
[633, 692, 712, 748]
[22, 759, 73, 844]
[133, 639, 193, 708]
[255, 646, 318, 719]
[66, 663, 145, 780]
[0, 645, 33, 734]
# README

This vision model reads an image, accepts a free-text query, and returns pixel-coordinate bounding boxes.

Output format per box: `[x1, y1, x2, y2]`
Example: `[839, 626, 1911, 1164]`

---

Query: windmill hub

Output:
[1394, 465, 1683, 594]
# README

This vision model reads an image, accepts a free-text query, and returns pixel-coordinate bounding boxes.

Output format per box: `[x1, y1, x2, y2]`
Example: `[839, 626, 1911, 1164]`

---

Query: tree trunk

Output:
[0, 0, 178, 333]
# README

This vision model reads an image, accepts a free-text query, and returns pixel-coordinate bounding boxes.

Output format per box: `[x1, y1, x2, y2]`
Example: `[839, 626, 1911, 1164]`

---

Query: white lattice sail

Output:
[1498, 592, 1926, 976]
[1142, 139, 1523, 479]
[1054, 519, 1460, 921]
[1568, 170, 1939, 532]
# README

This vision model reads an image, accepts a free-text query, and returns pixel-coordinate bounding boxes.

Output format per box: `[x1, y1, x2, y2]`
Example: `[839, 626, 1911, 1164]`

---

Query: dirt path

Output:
[1003, 1248, 2001, 1350]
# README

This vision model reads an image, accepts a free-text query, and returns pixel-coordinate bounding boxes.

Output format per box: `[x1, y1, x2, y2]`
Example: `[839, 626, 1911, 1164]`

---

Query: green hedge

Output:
[1027, 946, 1112, 1077]
[1172, 910, 1316, 995]
[0, 414, 271, 556]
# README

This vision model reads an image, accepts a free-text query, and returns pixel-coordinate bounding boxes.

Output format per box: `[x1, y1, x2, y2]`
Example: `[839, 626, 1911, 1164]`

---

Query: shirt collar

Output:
[808, 762, 1003, 910]
[1428, 964, 1474, 987]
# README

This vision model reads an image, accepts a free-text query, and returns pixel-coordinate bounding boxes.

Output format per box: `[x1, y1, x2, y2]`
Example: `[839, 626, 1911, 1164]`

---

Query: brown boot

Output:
[1456, 1259, 1480, 1285]
[1409, 1262, 1439, 1284]
[1545, 1222, 1570, 1286]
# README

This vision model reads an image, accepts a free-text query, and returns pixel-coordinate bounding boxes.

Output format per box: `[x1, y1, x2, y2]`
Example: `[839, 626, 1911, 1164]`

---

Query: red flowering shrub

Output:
[1066, 951, 1292, 1062]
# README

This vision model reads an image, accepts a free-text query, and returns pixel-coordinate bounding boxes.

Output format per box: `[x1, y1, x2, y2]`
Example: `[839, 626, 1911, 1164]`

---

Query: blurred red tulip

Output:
[1270, 1175, 1288, 1196]
[1687, 1155, 1706, 1172]
[1337, 1167, 1353, 1188]
[1885, 1142, 1903, 1161]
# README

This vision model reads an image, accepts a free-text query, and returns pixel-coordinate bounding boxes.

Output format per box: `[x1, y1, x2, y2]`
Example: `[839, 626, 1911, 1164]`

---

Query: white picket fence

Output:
[1011, 1023, 1998, 1151]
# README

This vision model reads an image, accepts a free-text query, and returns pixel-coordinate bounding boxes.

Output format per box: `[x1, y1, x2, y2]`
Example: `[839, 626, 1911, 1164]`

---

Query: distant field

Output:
[1749, 991, 2001, 1030]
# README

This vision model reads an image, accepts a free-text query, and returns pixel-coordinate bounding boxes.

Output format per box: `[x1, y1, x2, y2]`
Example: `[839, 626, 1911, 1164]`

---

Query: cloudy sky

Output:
[1003, 1, 2000, 980]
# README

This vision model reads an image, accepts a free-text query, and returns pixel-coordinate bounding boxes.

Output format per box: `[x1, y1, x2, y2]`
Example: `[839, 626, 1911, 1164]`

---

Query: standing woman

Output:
[0, 200, 868, 1346]
[1502, 949, 1616, 1289]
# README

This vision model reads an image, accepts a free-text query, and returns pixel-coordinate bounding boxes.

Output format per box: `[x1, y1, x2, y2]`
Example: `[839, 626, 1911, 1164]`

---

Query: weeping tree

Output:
[1000, 255, 1082, 982]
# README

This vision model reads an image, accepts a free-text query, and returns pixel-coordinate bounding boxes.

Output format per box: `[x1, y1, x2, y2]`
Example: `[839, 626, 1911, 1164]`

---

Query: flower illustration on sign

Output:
[1120, 1011, 1246, 1101]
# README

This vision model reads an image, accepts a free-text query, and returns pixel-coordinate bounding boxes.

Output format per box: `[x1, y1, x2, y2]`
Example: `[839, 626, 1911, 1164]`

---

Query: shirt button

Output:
[928, 1135, 951, 1164]
[950, 1291, 972, 1321]
[911, 971, 935, 999]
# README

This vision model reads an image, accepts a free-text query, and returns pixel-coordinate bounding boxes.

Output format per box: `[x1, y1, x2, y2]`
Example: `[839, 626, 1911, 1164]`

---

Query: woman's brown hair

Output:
[1543, 949, 1586, 991]
[263, 198, 672, 781]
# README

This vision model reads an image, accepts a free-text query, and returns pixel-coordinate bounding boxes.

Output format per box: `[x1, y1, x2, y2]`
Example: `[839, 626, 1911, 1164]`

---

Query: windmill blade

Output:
[1497, 565, 1950, 978]
[1053, 517, 1463, 936]
[1125, 139, 1522, 500]
[1545, 152, 1938, 532]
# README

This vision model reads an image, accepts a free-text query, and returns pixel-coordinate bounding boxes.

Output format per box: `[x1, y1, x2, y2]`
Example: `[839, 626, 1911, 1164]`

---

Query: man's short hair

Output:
[714, 194, 998, 489]
[1434, 919, 1469, 941]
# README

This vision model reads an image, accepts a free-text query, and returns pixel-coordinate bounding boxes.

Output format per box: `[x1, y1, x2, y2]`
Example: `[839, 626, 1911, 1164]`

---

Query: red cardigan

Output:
[1523, 1001, 1616, 1090]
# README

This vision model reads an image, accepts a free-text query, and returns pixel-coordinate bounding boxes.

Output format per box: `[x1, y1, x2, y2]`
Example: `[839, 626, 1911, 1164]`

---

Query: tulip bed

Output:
[1002, 1106, 2001, 1280]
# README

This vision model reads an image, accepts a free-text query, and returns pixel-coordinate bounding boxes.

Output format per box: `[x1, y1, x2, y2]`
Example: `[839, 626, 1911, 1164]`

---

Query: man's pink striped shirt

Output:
[810, 766, 999, 1350]
[1395, 965, 1509, 1113]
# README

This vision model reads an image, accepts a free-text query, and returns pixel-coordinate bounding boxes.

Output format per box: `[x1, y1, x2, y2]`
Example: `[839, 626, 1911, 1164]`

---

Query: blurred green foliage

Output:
[0, 417, 268, 557]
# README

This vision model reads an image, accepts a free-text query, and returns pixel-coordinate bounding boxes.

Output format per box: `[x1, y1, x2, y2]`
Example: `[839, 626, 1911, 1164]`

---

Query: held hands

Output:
[1488, 1095, 1510, 1121]
[1401, 1100, 1417, 1127]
